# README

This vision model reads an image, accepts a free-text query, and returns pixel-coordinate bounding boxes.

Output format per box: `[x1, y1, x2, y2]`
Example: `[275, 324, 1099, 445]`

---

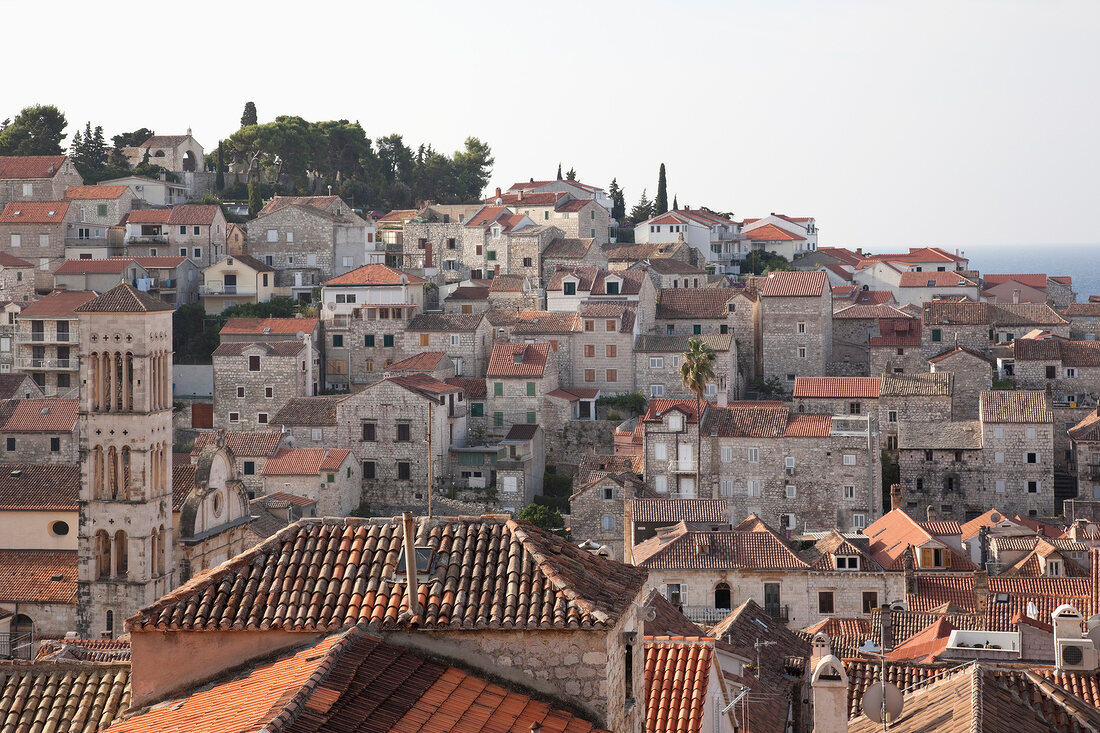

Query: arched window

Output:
[92, 446, 104, 498]
[106, 610, 114, 638]
[95, 530, 110, 579]
[121, 446, 131, 497]
[157, 524, 166, 575]
[114, 530, 128, 578]
[107, 447, 119, 499]
[11, 614, 33, 659]
[715, 582, 732, 610]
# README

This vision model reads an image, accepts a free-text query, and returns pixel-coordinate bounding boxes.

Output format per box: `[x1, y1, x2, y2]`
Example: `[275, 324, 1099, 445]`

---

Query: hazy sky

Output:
[6, 0, 1098, 248]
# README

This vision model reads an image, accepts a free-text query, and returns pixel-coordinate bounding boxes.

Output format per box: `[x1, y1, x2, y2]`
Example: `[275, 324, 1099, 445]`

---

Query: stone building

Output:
[546, 266, 654, 325]
[485, 341, 558, 438]
[248, 196, 377, 300]
[166, 204, 227, 269]
[877, 372, 954, 452]
[270, 395, 347, 449]
[488, 189, 611, 245]
[0, 252, 35, 303]
[540, 236, 603, 286]
[400, 203, 483, 274]
[63, 184, 136, 232]
[869, 317, 925, 375]
[1012, 337, 1100, 407]
[897, 420, 985, 521]
[52, 257, 150, 293]
[634, 333, 738, 401]
[571, 302, 637, 395]
[502, 225, 560, 286]
[510, 310, 580, 386]
[630, 257, 708, 290]
[443, 284, 489, 313]
[460, 205, 535, 281]
[641, 398, 879, 532]
[920, 301, 1071, 360]
[604, 237, 700, 271]
[928, 346, 993, 419]
[132, 255, 200, 307]
[831, 304, 916, 376]
[487, 273, 539, 310]
[0, 397, 78, 463]
[570, 470, 649, 561]
[190, 430, 285, 498]
[260, 448, 358, 516]
[122, 132, 204, 172]
[15, 290, 96, 396]
[0, 200, 79, 291]
[320, 264, 425, 386]
[981, 273, 1076, 309]
[74, 284, 177, 639]
[792, 376, 882, 418]
[212, 340, 311, 431]
[0, 155, 83, 205]
[1069, 409, 1100, 500]
[653, 288, 737, 336]
[758, 271, 832, 388]
[1063, 302, 1100, 341]
[404, 312, 492, 378]
[382, 351, 455, 382]
[336, 374, 467, 511]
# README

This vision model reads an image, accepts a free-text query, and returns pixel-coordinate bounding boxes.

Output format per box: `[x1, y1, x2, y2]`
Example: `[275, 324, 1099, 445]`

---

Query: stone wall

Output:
[830, 317, 872, 376]
[869, 345, 927, 375]
[931, 353, 991, 419]
[898, 447, 985, 521]
[921, 323, 989, 360]
[760, 292, 832, 386]
[262, 461, 359, 516]
[402, 322, 491, 378]
[246, 207, 334, 287]
[0, 430, 77, 463]
[213, 349, 306, 431]
[1015, 361, 1100, 405]
[0, 264, 35, 303]
[634, 348, 738, 401]
[571, 325, 635, 394]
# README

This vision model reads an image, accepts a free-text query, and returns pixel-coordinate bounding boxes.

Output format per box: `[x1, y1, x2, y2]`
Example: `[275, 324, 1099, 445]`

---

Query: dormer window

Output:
[668, 414, 683, 431]
[605, 279, 620, 295]
[563, 280, 577, 296]
[918, 546, 950, 569]
[835, 555, 860, 570]
[1045, 558, 1063, 576]
[491, 226, 501, 239]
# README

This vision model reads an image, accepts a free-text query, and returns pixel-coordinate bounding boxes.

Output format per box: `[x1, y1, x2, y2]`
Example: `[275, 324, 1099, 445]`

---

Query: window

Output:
[721, 446, 732, 462]
[994, 451, 1004, 463]
[584, 369, 595, 382]
[785, 457, 795, 470]
[265, 386, 273, 398]
[781, 514, 796, 530]
[526, 382, 536, 396]
[1028, 481, 1040, 493]
[849, 402, 861, 415]
[471, 402, 484, 417]
[748, 447, 759, 462]
[1025, 452, 1038, 464]
[605, 281, 619, 295]
[924, 450, 933, 462]
[526, 411, 536, 424]
[493, 382, 503, 397]
[584, 345, 595, 358]
[57, 373, 70, 388]
[835, 556, 859, 570]
[585, 320, 595, 332]
[193, 247, 201, 259]
[786, 373, 796, 382]
[606, 369, 618, 382]
[4, 438, 12, 451]
[888, 410, 898, 423]
[602, 515, 614, 531]
[21, 183, 31, 196]
[797, 322, 806, 334]
[50, 437, 60, 452]
[665, 583, 683, 606]
[9, 234, 19, 248]
[650, 357, 664, 369]
[396, 423, 411, 441]
[994, 426, 1004, 438]
[798, 347, 807, 359]
[1026, 427, 1036, 440]
[383, 334, 394, 348]
[361, 423, 376, 441]
[785, 484, 797, 498]
[179, 225, 187, 235]
[487, 250, 497, 261]
[919, 547, 948, 568]
[995, 479, 1006, 493]
[747, 480, 761, 497]
[257, 412, 268, 424]
[493, 412, 504, 427]
[606, 344, 617, 357]
[248, 355, 260, 371]
[364, 335, 375, 347]
[332, 334, 344, 348]
[654, 443, 667, 460]
[236, 386, 245, 398]
[1066, 367, 1078, 378]
[668, 414, 682, 431]
[419, 333, 429, 347]
[692, 324, 702, 335]
[853, 513, 866, 529]
[649, 384, 664, 397]
[862, 592, 879, 614]
[931, 329, 942, 342]
[228, 412, 240, 423]
[311, 428, 323, 441]
[843, 485, 855, 499]
[843, 454, 856, 465]
[362, 461, 376, 479]
[655, 475, 668, 493]
[243, 461, 256, 475]
[563, 281, 576, 295]
[450, 334, 460, 347]
[397, 462, 411, 480]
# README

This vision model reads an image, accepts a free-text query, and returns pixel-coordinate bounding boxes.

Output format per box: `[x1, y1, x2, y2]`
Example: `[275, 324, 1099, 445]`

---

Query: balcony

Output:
[764, 603, 790, 623]
[668, 459, 697, 473]
[28, 332, 77, 344]
[682, 606, 733, 624]
[1088, 463, 1100, 480]
[127, 235, 168, 244]
[0, 632, 32, 659]
[199, 284, 258, 296]
[17, 357, 74, 370]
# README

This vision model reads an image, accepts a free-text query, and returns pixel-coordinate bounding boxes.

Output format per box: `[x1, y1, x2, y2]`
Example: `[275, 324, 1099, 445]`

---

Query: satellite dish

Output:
[1027, 601, 1039, 620]
[862, 681, 904, 724]
[991, 512, 1001, 522]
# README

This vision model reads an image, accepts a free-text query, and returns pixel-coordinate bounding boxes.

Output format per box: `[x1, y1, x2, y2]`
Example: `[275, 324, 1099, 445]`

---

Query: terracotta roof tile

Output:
[486, 342, 550, 377]
[215, 253, 273, 271]
[166, 204, 220, 226]
[384, 351, 449, 372]
[64, 184, 129, 200]
[644, 637, 714, 733]
[1015, 337, 1100, 367]
[980, 390, 1053, 423]
[219, 317, 318, 335]
[630, 498, 730, 524]
[743, 222, 805, 241]
[54, 257, 136, 275]
[127, 515, 648, 632]
[386, 373, 462, 397]
[445, 377, 487, 399]
[0, 200, 70, 223]
[0, 374, 38, 400]
[172, 463, 196, 511]
[324, 264, 426, 286]
[258, 195, 345, 216]
[0, 252, 32, 268]
[633, 524, 809, 570]
[1069, 409, 1100, 442]
[512, 310, 582, 335]
[984, 273, 1051, 289]
[633, 333, 732, 352]
[0, 662, 130, 732]
[125, 208, 172, 224]
[211, 340, 305, 357]
[644, 398, 704, 424]
[1064, 302, 1100, 317]
[74, 283, 174, 313]
[542, 237, 595, 259]
[794, 377, 881, 399]
[445, 285, 489, 300]
[34, 638, 132, 662]
[261, 448, 351, 476]
[878, 372, 953, 397]
[655, 288, 736, 319]
[271, 396, 347, 426]
[0, 398, 77, 432]
[833, 304, 913, 320]
[898, 271, 978, 288]
[758, 271, 827, 297]
[706, 403, 790, 438]
[865, 509, 978, 571]
[0, 550, 77, 603]
[192, 431, 283, 457]
[407, 312, 483, 332]
[577, 454, 642, 485]
[0, 155, 69, 179]
[0, 463, 79, 510]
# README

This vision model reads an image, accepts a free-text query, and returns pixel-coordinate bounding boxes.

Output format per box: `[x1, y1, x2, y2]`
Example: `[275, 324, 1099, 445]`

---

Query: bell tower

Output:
[75, 285, 176, 638]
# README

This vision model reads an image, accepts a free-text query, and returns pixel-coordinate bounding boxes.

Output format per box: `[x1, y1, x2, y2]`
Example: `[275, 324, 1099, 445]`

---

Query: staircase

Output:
[1054, 471, 1078, 513]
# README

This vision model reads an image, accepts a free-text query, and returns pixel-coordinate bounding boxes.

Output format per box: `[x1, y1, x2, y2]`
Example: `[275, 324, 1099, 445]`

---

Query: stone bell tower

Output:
[75, 285, 176, 638]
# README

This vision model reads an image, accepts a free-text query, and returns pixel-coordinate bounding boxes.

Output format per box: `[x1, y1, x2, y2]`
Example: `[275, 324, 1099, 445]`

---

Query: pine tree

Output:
[88, 125, 107, 170]
[69, 129, 84, 168]
[655, 163, 668, 214]
[241, 101, 258, 127]
[566, 167, 577, 181]
[556, 163, 562, 180]
[608, 178, 626, 222]
[672, 194, 678, 210]
[629, 188, 654, 223]
[248, 180, 262, 218]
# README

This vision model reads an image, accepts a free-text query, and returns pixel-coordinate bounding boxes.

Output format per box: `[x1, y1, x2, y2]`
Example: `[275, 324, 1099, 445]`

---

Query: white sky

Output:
[6, 0, 1098, 248]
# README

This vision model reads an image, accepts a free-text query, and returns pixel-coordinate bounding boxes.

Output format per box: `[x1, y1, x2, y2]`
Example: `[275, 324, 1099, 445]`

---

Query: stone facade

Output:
[758, 276, 832, 388]
[485, 346, 560, 439]
[212, 341, 310, 431]
[0, 202, 79, 291]
[869, 342, 927, 375]
[0, 156, 83, 204]
[830, 315, 874, 376]
[403, 314, 493, 378]
[0, 257, 35, 304]
[633, 334, 738, 401]
[569, 472, 645, 561]
[0, 427, 78, 463]
[929, 348, 993, 419]
[261, 453, 359, 517]
[571, 305, 637, 395]
[1013, 341, 1100, 407]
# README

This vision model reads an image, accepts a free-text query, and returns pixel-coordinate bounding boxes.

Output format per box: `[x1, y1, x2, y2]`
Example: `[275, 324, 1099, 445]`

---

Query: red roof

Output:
[132, 256, 188, 268]
[465, 204, 510, 228]
[0, 155, 69, 179]
[0, 252, 33, 268]
[744, 223, 805, 241]
[0, 550, 77, 603]
[387, 373, 461, 397]
[17, 290, 96, 317]
[862, 247, 968, 264]
[644, 637, 715, 733]
[783, 414, 832, 437]
[984, 273, 1050, 289]
[55, 258, 136, 275]
[64, 185, 129, 200]
[485, 191, 565, 206]
[486, 342, 550, 377]
[634, 525, 809, 570]
[261, 448, 352, 476]
[384, 351, 448, 371]
[324, 264, 425, 286]
[898, 271, 978, 288]
[0, 464, 80, 510]
[793, 377, 881, 399]
[864, 509, 977, 571]
[191, 431, 283, 457]
[644, 398, 704, 424]
[1, 399, 77, 432]
[125, 208, 172, 224]
[883, 618, 955, 663]
[219, 317, 319, 335]
[166, 204, 220, 226]
[758, 271, 827, 297]
[0, 200, 70, 224]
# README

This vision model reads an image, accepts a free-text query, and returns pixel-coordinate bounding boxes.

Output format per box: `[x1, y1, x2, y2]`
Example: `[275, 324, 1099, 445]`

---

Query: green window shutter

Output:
[544, 211, 549, 220]
[932, 329, 942, 342]
[487, 251, 497, 261]
[693, 324, 702, 335]
[494, 412, 504, 427]
[494, 382, 504, 396]
[383, 334, 394, 347]
[526, 382, 536, 396]
[97, 204, 107, 216]
[527, 412, 536, 424]
[471, 402, 484, 417]
[365, 335, 375, 347]
[327, 473, 335, 482]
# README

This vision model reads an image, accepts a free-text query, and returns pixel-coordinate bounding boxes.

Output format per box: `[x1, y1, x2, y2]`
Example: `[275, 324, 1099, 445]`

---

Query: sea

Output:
[957, 243, 1100, 301]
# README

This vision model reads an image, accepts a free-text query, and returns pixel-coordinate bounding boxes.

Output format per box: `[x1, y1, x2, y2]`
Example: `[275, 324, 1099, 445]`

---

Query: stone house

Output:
[121, 208, 172, 257]
[270, 395, 348, 449]
[404, 312, 491, 378]
[375, 208, 418, 266]
[103, 173, 189, 206]
[488, 189, 610, 244]
[226, 222, 246, 255]
[571, 302, 637, 395]
[248, 196, 376, 300]
[190, 430, 285, 498]
[500, 225, 559, 286]
[604, 238, 700, 272]
[510, 310, 580, 386]
[0, 200, 79, 291]
[629, 257, 709, 291]
[792, 376, 882, 418]
[634, 333, 738, 401]
[641, 398, 879, 532]
[123, 514, 649, 731]
[218, 315, 322, 394]
[443, 284, 489, 314]
[494, 423, 546, 512]
[571, 470, 649, 561]
[877, 372, 954, 451]
[52, 257, 150, 293]
[758, 271, 832, 388]
[546, 266, 654, 324]
[447, 376, 488, 437]
[0, 373, 42, 400]
[653, 288, 737, 337]
[382, 351, 455, 382]
[831, 304, 916, 377]
[485, 341, 557, 438]
[212, 340, 312, 431]
[166, 204, 227, 269]
[1012, 337, 1100, 408]
[260, 448, 358, 515]
[1069, 409, 1100, 500]
[539, 236, 603, 285]
[487, 273, 539, 310]
[1063, 302, 1100, 341]
[63, 184, 136, 232]
[982, 273, 1076, 309]
[131, 255, 200, 307]
[0, 155, 83, 205]
[635, 208, 744, 270]
[898, 390, 1055, 521]
[319, 264, 426, 385]
[625, 497, 729, 548]
[0, 397, 78, 463]
[400, 203, 482, 274]
[502, 178, 614, 213]
[0, 302, 22, 374]
[928, 346, 993, 419]
[14, 289, 96, 396]
[868, 317, 925, 375]
[122, 132, 204, 172]
[0, 252, 35, 304]
[460, 205, 535, 281]
[337, 374, 467, 511]
[920, 301, 1071, 360]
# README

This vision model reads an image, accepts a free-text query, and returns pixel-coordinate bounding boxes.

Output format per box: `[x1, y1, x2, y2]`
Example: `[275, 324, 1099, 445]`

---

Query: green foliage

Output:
[556, 163, 563, 180]
[742, 251, 791, 276]
[565, 167, 577, 181]
[655, 163, 668, 214]
[112, 128, 154, 149]
[992, 378, 1016, 390]
[0, 105, 68, 155]
[597, 392, 647, 416]
[70, 122, 109, 179]
[248, 180, 262, 218]
[173, 297, 304, 363]
[629, 188, 654, 223]
[241, 101, 258, 127]
[672, 194, 678, 210]
[543, 470, 573, 498]
[881, 449, 900, 494]
[750, 375, 788, 399]
[608, 178, 626, 222]
[173, 439, 195, 454]
[534, 493, 570, 514]
[680, 338, 717, 402]
[518, 503, 565, 532]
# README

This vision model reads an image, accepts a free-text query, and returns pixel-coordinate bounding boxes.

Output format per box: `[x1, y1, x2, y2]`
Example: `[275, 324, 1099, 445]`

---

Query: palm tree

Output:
[679, 338, 717, 493]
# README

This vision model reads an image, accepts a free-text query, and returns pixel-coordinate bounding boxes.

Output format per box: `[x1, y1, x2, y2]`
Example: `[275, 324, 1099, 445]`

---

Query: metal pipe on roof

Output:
[402, 511, 419, 618]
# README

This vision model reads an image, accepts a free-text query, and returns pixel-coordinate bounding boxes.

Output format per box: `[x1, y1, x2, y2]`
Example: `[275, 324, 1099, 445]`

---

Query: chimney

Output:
[880, 603, 893, 649]
[973, 570, 989, 618]
[903, 550, 916, 595]
[856, 248, 863, 255]
[495, 187, 501, 198]
[623, 498, 635, 564]
[979, 525, 991, 568]
[890, 484, 903, 511]
[810, 632, 832, 666]
[517, 190, 524, 202]
[1091, 549, 1100, 614]
[811, 655, 849, 733]
[926, 505, 938, 522]
[1013, 289, 1021, 304]
[402, 512, 420, 618]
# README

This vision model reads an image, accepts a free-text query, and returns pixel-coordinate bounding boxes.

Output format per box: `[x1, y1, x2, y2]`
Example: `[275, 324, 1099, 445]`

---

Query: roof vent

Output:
[12, 211, 20, 217]
[50, 573, 64, 582]
[48, 211, 55, 217]
[9, 469, 21, 477]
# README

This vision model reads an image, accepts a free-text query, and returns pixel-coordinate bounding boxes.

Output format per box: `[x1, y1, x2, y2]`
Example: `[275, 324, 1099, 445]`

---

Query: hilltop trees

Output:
[0, 104, 68, 155]
[241, 101, 258, 127]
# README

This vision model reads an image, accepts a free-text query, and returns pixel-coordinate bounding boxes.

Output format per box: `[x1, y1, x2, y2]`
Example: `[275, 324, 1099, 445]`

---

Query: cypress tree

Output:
[248, 180, 262, 218]
[241, 101, 258, 127]
[655, 163, 668, 214]
[672, 194, 678, 210]
[556, 163, 562, 180]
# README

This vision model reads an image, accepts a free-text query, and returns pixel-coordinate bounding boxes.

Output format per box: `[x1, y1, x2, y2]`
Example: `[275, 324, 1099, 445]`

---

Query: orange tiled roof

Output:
[1, 398, 77, 432]
[16, 289, 96, 317]
[0, 200, 70, 223]
[0, 463, 79, 510]
[486, 342, 550, 377]
[191, 431, 282, 457]
[132, 256, 187, 268]
[984, 273, 1050, 289]
[793, 376, 881, 399]
[0, 155, 69, 179]
[743, 223, 805, 241]
[630, 498, 729, 524]
[384, 351, 449, 372]
[644, 398, 704, 424]
[644, 637, 715, 733]
[387, 372, 462, 397]
[512, 310, 582, 335]
[54, 257, 136, 275]
[35, 637, 132, 663]
[0, 549, 77, 603]
[655, 288, 736, 319]
[979, 389, 1053, 423]
[758, 270, 827, 297]
[261, 448, 351, 476]
[465, 204, 510, 228]
[864, 509, 977, 571]
[64, 184, 129, 199]
[633, 523, 809, 570]
[324, 263, 426, 286]
[271, 395, 347, 426]
[219, 316, 319, 335]
[898, 271, 978, 288]
[125, 208, 172, 224]
[445, 376, 486, 399]
[127, 515, 648, 632]
[166, 204, 219, 226]
[0, 662, 130, 732]
[74, 283, 174, 313]
[0, 251, 32, 268]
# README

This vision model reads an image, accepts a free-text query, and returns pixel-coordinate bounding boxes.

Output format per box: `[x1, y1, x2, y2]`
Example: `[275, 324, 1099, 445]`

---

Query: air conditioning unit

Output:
[1057, 639, 1098, 670]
